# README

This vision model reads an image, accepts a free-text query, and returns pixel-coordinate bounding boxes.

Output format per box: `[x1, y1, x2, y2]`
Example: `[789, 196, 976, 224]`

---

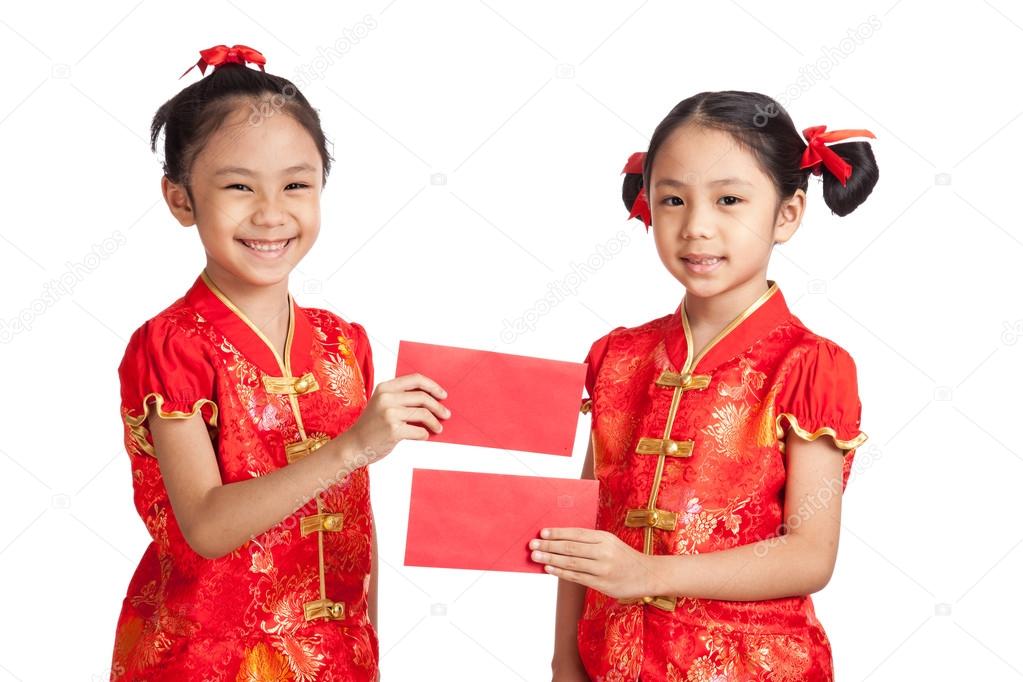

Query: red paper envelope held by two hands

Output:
[395, 341, 587, 456]
[404, 469, 599, 573]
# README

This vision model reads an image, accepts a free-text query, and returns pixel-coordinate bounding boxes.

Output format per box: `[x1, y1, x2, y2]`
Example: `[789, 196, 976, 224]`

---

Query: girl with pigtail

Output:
[530, 90, 879, 681]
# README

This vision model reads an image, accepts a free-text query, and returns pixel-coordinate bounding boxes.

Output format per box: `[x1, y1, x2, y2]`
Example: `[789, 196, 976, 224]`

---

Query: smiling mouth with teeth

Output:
[682, 256, 724, 264]
[239, 238, 293, 252]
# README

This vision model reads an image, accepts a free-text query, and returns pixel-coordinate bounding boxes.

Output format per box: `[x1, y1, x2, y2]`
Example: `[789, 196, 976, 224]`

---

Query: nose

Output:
[680, 201, 715, 241]
[252, 195, 286, 228]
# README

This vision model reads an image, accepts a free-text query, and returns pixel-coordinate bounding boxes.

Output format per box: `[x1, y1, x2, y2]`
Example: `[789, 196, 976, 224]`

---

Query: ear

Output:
[773, 188, 806, 245]
[162, 175, 196, 227]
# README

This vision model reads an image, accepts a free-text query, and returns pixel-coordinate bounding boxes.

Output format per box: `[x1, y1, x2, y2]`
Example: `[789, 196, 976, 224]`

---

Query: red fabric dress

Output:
[577, 280, 867, 682]
[111, 271, 378, 681]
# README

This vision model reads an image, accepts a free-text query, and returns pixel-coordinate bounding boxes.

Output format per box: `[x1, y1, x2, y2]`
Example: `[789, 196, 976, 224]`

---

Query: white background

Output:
[1, 1, 1021, 680]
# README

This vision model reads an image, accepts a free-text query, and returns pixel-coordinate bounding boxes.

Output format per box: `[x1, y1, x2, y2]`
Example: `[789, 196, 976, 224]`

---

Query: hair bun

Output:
[621, 172, 644, 215]
[819, 141, 879, 216]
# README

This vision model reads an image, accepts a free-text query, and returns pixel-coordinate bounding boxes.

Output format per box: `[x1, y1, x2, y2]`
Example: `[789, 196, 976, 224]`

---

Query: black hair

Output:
[623, 90, 878, 219]
[150, 62, 333, 200]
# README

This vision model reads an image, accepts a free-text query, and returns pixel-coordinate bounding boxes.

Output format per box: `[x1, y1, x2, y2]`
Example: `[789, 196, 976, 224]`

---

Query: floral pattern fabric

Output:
[578, 281, 867, 681]
[111, 272, 378, 681]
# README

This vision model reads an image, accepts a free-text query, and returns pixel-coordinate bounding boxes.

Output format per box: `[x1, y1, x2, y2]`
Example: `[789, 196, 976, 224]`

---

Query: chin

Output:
[247, 271, 291, 288]
[675, 274, 728, 299]
[244, 264, 294, 287]
[213, 258, 294, 289]
[680, 282, 717, 298]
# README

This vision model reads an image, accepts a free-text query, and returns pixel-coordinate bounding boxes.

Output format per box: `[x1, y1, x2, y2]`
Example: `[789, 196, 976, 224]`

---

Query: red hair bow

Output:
[799, 126, 876, 187]
[179, 44, 267, 80]
[621, 152, 651, 230]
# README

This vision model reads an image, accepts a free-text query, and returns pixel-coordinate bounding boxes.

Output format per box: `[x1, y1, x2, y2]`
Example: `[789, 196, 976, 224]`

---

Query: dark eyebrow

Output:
[214, 163, 317, 177]
[654, 176, 753, 188]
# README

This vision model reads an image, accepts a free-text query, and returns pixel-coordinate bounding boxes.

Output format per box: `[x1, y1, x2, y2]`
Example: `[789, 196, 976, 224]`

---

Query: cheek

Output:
[301, 213, 320, 239]
[203, 195, 249, 229]
[296, 198, 320, 226]
[727, 221, 776, 260]
[302, 227, 320, 248]
[295, 219, 320, 255]
[194, 213, 238, 248]
[730, 203, 776, 238]
[651, 228, 677, 261]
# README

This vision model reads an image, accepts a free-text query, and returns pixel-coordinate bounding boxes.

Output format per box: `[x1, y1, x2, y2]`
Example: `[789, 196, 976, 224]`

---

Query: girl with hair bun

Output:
[110, 44, 449, 681]
[531, 90, 878, 681]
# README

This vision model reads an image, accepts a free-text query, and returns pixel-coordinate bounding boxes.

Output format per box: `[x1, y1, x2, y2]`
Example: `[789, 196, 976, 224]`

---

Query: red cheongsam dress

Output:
[577, 280, 867, 682]
[110, 271, 378, 681]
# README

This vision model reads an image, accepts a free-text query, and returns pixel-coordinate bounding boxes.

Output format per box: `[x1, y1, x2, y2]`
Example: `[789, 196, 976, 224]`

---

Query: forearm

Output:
[551, 579, 587, 672]
[648, 533, 834, 602]
[188, 434, 365, 559]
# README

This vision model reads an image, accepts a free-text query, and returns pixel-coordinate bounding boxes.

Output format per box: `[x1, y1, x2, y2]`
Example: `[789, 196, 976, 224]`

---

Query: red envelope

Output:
[395, 341, 587, 456]
[404, 468, 599, 573]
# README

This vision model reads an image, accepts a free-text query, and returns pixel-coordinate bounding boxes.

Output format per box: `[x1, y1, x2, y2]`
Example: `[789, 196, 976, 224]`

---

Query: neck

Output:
[684, 275, 771, 332]
[203, 263, 291, 333]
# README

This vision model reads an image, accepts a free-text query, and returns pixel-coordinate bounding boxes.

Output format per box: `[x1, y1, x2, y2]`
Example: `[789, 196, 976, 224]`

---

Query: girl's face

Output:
[648, 123, 804, 300]
[165, 101, 323, 290]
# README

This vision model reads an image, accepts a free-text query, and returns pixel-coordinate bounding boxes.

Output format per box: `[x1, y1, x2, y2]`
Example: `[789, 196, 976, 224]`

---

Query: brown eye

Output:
[285, 183, 309, 190]
[719, 195, 741, 206]
[663, 196, 684, 207]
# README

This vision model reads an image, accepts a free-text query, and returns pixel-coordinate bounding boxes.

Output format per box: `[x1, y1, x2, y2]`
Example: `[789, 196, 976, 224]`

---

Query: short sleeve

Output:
[349, 321, 374, 399]
[774, 340, 867, 455]
[580, 330, 619, 414]
[118, 317, 218, 457]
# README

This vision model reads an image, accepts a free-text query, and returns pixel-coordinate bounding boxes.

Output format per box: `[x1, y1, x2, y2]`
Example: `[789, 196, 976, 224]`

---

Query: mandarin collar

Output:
[664, 280, 792, 374]
[184, 271, 315, 378]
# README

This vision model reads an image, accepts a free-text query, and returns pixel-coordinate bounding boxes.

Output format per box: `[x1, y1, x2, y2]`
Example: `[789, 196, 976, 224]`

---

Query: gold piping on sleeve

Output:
[123, 393, 219, 457]
[776, 412, 868, 451]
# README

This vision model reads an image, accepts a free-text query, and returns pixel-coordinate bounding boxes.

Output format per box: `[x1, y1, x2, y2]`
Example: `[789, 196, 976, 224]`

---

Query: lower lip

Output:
[239, 238, 293, 260]
[682, 257, 725, 274]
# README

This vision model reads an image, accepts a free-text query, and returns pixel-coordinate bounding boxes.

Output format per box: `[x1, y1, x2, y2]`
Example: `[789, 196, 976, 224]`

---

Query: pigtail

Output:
[622, 172, 645, 216]
[624, 93, 880, 229]
[621, 152, 651, 230]
[819, 141, 879, 217]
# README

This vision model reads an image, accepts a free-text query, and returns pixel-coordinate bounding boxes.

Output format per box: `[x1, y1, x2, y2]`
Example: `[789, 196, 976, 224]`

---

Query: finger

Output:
[388, 373, 448, 400]
[543, 563, 599, 589]
[371, 375, 405, 395]
[531, 549, 599, 575]
[398, 424, 432, 441]
[528, 539, 600, 560]
[395, 390, 451, 419]
[405, 407, 443, 434]
[540, 527, 601, 543]
[396, 408, 441, 435]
